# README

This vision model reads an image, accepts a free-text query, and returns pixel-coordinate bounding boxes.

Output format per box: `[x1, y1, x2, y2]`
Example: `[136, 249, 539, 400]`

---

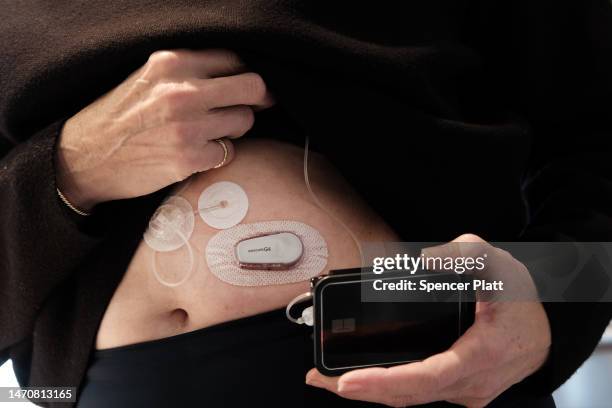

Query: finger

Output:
[142, 49, 248, 80]
[307, 338, 475, 408]
[157, 121, 238, 176]
[335, 353, 462, 405]
[154, 107, 253, 146]
[188, 49, 249, 78]
[305, 369, 340, 393]
[305, 370, 411, 407]
[252, 93, 277, 112]
[211, 138, 234, 169]
[420, 234, 502, 281]
[421, 235, 536, 301]
[203, 105, 255, 140]
[200, 72, 275, 110]
[333, 327, 492, 406]
[192, 137, 235, 172]
[143, 76, 272, 125]
[421, 233, 492, 268]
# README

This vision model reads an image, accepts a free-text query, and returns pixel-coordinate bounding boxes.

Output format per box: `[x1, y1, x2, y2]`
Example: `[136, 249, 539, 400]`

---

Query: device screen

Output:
[319, 279, 463, 371]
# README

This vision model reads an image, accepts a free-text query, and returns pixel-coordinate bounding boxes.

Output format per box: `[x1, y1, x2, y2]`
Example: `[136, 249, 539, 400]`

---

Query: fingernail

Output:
[338, 381, 363, 393]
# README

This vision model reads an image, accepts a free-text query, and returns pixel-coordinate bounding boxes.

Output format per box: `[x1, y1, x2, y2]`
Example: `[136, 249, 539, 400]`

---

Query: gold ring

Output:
[213, 138, 229, 169]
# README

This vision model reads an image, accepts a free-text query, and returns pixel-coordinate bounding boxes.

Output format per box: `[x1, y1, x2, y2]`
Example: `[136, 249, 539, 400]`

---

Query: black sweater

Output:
[1, 1, 612, 406]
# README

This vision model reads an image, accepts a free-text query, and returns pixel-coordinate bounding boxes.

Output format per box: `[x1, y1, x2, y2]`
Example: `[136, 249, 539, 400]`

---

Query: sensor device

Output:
[205, 221, 328, 286]
[236, 232, 304, 270]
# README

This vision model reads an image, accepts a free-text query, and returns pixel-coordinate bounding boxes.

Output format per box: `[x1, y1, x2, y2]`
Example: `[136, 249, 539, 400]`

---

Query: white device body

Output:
[235, 232, 304, 270]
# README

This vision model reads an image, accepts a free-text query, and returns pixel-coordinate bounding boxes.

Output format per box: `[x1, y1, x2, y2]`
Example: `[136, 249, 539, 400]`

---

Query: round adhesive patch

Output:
[143, 195, 195, 252]
[198, 181, 249, 229]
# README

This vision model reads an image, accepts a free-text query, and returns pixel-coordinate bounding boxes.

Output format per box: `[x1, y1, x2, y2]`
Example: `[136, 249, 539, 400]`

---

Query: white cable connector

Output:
[301, 306, 314, 326]
[285, 292, 313, 325]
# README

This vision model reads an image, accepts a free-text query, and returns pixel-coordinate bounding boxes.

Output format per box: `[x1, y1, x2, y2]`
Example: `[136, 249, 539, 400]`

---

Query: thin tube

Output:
[151, 227, 195, 288]
[303, 136, 363, 262]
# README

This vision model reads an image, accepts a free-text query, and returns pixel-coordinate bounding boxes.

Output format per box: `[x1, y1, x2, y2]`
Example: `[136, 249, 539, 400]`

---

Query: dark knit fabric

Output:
[1, 1, 612, 406]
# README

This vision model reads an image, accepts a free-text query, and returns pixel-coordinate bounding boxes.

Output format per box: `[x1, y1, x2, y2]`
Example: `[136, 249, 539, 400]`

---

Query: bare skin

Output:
[95, 138, 400, 348]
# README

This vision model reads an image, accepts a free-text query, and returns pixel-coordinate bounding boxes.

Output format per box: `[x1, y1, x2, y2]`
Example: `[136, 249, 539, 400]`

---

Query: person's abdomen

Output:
[95, 138, 399, 349]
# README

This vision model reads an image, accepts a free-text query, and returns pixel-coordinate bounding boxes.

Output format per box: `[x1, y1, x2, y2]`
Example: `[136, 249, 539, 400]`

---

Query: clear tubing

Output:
[151, 227, 195, 288]
[303, 136, 363, 262]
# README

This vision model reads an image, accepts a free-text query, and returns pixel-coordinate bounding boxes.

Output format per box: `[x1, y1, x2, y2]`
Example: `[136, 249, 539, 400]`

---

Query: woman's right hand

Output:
[55, 49, 274, 211]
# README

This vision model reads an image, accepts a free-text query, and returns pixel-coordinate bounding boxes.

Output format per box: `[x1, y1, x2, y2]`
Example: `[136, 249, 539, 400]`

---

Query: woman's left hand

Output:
[305, 234, 551, 408]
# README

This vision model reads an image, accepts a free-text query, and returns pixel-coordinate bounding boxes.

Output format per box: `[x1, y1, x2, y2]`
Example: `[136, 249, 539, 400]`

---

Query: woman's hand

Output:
[306, 234, 551, 408]
[55, 49, 274, 210]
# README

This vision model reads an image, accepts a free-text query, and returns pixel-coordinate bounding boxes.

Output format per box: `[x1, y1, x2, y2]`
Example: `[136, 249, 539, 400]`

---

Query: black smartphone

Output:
[312, 269, 475, 376]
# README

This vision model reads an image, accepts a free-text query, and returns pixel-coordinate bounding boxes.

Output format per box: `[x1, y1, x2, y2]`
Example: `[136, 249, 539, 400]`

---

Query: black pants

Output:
[78, 309, 555, 408]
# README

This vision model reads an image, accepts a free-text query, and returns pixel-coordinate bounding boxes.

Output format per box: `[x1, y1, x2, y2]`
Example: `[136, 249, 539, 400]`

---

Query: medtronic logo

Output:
[247, 246, 272, 253]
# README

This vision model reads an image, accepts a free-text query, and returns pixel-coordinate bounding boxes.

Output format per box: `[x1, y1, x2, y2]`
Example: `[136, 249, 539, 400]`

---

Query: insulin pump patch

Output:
[205, 221, 329, 286]
[143, 195, 196, 287]
[144, 196, 195, 252]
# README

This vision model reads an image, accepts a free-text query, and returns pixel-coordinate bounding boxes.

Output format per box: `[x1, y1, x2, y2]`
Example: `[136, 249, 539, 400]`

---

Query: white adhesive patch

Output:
[206, 221, 328, 286]
[144, 196, 195, 252]
[198, 181, 249, 229]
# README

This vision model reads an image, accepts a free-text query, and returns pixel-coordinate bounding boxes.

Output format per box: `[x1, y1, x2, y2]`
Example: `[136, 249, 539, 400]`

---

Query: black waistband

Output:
[79, 308, 554, 408]
[91, 307, 304, 363]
